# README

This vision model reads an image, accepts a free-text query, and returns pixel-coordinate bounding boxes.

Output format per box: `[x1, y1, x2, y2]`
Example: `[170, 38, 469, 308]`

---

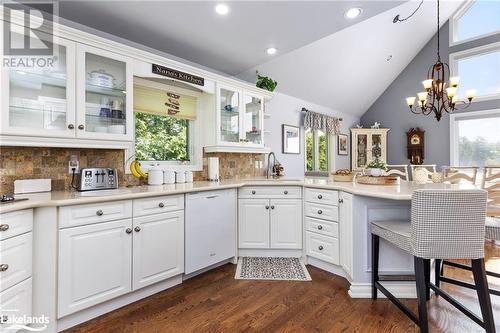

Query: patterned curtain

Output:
[303, 110, 340, 135]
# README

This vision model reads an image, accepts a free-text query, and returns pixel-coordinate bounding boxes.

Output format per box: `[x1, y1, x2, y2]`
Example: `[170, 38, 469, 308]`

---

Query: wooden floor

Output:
[66, 242, 500, 333]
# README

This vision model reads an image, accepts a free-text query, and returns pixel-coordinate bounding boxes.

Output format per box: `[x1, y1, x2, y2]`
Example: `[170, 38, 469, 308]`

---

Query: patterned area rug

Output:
[235, 257, 312, 281]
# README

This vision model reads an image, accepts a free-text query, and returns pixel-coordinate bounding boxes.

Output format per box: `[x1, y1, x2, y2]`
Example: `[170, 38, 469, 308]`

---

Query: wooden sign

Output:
[152, 64, 204, 86]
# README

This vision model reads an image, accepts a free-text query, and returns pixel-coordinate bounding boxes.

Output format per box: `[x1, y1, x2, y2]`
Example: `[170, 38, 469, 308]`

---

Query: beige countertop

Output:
[0, 177, 478, 214]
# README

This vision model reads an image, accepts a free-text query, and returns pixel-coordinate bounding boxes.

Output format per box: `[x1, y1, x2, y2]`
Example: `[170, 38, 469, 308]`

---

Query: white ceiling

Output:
[57, 0, 404, 75]
[237, 0, 464, 116]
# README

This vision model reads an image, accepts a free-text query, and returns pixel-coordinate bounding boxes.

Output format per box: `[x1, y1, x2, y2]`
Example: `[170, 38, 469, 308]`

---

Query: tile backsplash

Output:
[0, 147, 266, 193]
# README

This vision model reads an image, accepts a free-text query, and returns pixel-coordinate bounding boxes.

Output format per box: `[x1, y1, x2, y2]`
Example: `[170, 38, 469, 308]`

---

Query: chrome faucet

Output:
[267, 152, 276, 179]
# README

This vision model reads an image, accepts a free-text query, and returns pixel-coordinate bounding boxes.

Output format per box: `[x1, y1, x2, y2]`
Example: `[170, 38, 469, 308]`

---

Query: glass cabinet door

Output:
[218, 86, 241, 144]
[76, 45, 132, 140]
[243, 94, 263, 146]
[356, 134, 368, 168]
[371, 134, 382, 159]
[2, 34, 75, 137]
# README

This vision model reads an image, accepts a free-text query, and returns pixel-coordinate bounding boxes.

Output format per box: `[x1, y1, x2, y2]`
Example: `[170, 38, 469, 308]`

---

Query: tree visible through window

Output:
[305, 129, 330, 174]
[456, 115, 500, 166]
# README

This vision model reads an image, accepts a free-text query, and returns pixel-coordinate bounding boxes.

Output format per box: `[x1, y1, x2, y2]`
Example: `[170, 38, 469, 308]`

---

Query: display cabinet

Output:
[350, 128, 389, 170]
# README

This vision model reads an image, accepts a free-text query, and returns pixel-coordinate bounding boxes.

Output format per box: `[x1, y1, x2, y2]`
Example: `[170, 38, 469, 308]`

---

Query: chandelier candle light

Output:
[405, 0, 476, 121]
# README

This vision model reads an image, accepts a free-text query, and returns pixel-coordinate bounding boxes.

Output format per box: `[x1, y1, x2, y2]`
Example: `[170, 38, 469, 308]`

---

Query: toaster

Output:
[79, 168, 118, 191]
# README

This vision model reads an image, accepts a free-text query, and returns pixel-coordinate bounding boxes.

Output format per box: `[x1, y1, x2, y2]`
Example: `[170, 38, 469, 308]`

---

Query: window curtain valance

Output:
[303, 109, 341, 135]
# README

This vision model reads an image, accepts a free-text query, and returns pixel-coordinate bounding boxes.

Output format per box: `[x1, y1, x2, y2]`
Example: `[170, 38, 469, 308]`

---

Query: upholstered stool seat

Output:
[371, 220, 411, 253]
[486, 216, 500, 241]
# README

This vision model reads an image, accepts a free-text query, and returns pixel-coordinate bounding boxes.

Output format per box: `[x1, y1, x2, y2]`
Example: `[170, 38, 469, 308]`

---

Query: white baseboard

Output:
[57, 275, 183, 332]
[238, 249, 303, 257]
[305, 256, 349, 281]
[348, 281, 417, 299]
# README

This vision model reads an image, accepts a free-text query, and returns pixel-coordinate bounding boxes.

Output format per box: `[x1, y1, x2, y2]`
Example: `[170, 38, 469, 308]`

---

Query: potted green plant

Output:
[256, 75, 277, 92]
[366, 158, 388, 177]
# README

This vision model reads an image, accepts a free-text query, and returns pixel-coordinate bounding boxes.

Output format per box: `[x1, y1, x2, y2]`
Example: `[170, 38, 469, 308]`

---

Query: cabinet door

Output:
[369, 132, 387, 163]
[133, 211, 184, 290]
[217, 85, 242, 145]
[1, 33, 76, 138]
[355, 133, 368, 169]
[76, 44, 133, 141]
[238, 199, 270, 248]
[339, 192, 353, 279]
[242, 93, 264, 147]
[0, 278, 32, 333]
[270, 199, 302, 249]
[58, 219, 132, 317]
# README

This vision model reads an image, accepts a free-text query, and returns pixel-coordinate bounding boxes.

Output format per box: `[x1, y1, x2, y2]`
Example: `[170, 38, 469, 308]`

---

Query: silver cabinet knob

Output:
[134, 226, 141, 232]
[339, 198, 344, 204]
[68, 124, 74, 130]
[125, 228, 132, 234]
[251, 190, 256, 195]
[78, 124, 85, 130]
[270, 205, 275, 210]
[317, 210, 323, 214]
[0, 264, 9, 272]
[0, 224, 9, 232]
[158, 202, 165, 208]
[284, 190, 288, 195]
[318, 194, 323, 199]
[318, 245, 324, 251]
[318, 225, 323, 230]
[265, 205, 270, 210]
[96, 210, 103, 216]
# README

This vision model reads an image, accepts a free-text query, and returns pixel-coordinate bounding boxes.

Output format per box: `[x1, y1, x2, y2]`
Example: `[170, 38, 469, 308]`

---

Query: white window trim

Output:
[132, 77, 204, 172]
[449, 41, 500, 102]
[449, 0, 500, 47]
[449, 108, 500, 166]
[304, 129, 336, 176]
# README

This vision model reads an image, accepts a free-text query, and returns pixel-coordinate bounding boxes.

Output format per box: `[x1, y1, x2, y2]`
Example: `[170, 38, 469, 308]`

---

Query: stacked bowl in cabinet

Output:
[304, 188, 340, 265]
[0, 209, 33, 332]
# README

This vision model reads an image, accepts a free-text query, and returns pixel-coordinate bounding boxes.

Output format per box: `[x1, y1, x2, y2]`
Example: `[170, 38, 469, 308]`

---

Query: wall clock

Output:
[406, 128, 425, 165]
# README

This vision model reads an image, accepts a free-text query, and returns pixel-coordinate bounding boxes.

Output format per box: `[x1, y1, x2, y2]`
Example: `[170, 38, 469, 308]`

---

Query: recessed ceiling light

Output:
[266, 47, 277, 55]
[215, 4, 229, 15]
[344, 7, 362, 19]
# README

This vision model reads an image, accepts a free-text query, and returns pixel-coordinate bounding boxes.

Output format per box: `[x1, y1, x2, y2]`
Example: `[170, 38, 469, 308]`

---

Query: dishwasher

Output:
[185, 189, 237, 274]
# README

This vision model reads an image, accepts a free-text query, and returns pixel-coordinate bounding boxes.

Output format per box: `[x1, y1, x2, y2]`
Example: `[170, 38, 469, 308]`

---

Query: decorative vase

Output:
[369, 168, 384, 177]
[413, 167, 429, 184]
[431, 172, 443, 183]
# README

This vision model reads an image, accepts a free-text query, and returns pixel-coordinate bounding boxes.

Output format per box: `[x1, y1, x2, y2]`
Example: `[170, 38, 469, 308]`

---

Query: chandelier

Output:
[405, 0, 475, 121]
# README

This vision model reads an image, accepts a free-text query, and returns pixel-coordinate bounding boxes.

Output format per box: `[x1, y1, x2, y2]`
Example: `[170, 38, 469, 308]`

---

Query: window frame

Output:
[449, 108, 500, 166]
[304, 128, 336, 177]
[449, 41, 500, 102]
[449, 0, 500, 47]
[132, 78, 203, 172]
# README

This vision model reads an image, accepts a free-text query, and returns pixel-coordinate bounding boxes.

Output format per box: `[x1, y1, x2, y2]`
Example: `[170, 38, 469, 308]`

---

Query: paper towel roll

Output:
[208, 157, 219, 181]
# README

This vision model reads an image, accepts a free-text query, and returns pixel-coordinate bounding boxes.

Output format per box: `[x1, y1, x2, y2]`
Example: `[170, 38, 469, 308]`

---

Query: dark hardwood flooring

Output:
[66, 242, 500, 333]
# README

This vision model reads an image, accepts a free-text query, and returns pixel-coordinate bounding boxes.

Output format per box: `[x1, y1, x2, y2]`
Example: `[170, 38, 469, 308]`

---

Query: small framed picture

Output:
[338, 134, 348, 156]
[282, 124, 300, 154]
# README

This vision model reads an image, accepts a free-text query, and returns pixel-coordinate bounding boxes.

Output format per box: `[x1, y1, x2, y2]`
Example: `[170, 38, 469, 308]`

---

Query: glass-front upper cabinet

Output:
[350, 128, 389, 170]
[1, 33, 76, 137]
[242, 93, 263, 146]
[76, 44, 133, 141]
[218, 85, 241, 145]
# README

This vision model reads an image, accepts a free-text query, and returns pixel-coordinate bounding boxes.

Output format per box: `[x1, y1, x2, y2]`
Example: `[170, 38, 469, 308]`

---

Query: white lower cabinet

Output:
[133, 211, 184, 290]
[238, 199, 270, 248]
[306, 232, 339, 264]
[0, 278, 32, 333]
[270, 199, 302, 249]
[58, 219, 133, 317]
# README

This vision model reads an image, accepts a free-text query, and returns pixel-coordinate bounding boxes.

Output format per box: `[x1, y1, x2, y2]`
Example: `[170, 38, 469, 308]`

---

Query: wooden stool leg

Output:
[372, 234, 380, 300]
[414, 257, 429, 333]
[434, 259, 442, 289]
[424, 259, 430, 301]
[471, 259, 496, 333]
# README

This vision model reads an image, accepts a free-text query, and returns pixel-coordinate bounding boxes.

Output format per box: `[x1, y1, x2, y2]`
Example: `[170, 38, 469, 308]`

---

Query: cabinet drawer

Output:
[59, 200, 132, 228]
[0, 232, 32, 292]
[0, 209, 33, 241]
[0, 277, 32, 332]
[133, 195, 184, 217]
[305, 188, 339, 205]
[304, 202, 339, 221]
[238, 186, 301, 199]
[306, 232, 339, 265]
[305, 216, 338, 238]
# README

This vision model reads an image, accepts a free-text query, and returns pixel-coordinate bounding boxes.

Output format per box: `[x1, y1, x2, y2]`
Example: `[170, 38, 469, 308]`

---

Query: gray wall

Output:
[266, 93, 359, 177]
[361, 22, 500, 168]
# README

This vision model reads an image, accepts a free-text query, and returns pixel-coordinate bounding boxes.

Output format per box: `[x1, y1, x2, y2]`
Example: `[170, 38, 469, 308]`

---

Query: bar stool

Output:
[371, 189, 495, 333]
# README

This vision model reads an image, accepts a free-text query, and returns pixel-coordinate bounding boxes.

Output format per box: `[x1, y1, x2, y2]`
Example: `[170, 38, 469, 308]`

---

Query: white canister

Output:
[185, 171, 193, 183]
[175, 171, 186, 183]
[148, 167, 164, 185]
[163, 170, 176, 184]
[413, 167, 429, 185]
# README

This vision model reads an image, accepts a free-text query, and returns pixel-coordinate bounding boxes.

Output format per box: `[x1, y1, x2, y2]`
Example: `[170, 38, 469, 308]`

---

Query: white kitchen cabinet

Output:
[0, 232, 32, 293]
[350, 128, 389, 170]
[133, 211, 184, 290]
[185, 190, 236, 274]
[270, 199, 302, 249]
[58, 219, 133, 317]
[339, 192, 353, 279]
[0, 278, 32, 333]
[238, 198, 270, 249]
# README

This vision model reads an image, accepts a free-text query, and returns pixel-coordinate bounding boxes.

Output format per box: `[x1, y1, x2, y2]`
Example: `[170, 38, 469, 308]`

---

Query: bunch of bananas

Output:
[130, 160, 148, 178]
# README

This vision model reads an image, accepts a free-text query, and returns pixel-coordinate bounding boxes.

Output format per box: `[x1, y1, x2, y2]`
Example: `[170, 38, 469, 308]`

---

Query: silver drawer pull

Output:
[206, 195, 219, 199]
[0, 224, 9, 232]
[125, 228, 132, 234]
[317, 210, 323, 214]
[251, 190, 256, 195]
[317, 225, 323, 230]
[318, 194, 323, 199]
[134, 226, 141, 232]
[265, 205, 270, 210]
[270, 205, 275, 210]
[0, 264, 9, 272]
[158, 202, 165, 208]
[96, 210, 104, 216]
[284, 190, 288, 195]
[318, 245, 324, 251]
[339, 198, 344, 204]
